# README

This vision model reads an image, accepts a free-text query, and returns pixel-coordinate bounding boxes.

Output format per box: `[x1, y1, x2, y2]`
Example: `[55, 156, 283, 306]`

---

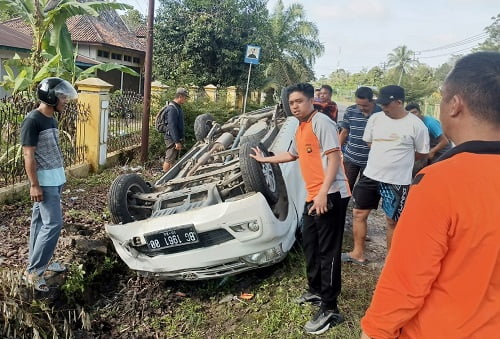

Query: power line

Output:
[418, 46, 476, 59]
[416, 33, 486, 54]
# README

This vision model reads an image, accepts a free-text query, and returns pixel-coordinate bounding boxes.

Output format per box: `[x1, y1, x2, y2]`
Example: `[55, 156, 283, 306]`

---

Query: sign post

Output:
[243, 45, 261, 114]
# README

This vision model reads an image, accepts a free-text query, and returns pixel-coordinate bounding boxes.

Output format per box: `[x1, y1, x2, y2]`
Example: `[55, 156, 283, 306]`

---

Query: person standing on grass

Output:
[338, 86, 382, 192]
[342, 85, 429, 265]
[21, 77, 78, 292]
[162, 88, 189, 172]
[360, 51, 500, 339]
[250, 83, 350, 335]
[314, 84, 339, 122]
[405, 102, 452, 175]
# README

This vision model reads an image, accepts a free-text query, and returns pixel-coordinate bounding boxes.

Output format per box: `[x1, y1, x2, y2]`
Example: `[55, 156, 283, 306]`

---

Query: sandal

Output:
[23, 271, 49, 292]
[47, 262, 67, 272]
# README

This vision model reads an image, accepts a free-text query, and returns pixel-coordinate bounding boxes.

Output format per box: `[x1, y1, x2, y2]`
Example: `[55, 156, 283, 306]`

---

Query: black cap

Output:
[376, 85, 405, 105]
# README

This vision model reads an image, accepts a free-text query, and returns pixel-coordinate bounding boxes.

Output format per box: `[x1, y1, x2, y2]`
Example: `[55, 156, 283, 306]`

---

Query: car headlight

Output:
[242, 244, 284, 265]
[229, 220, 260, 232]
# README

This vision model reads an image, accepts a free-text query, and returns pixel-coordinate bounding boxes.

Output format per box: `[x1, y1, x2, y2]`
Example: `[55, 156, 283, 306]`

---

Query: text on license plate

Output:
[145, 226, 199, 250]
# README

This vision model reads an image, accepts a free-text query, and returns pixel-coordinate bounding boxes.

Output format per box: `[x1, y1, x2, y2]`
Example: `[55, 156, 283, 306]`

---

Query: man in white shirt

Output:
[342, 85, 429, 264]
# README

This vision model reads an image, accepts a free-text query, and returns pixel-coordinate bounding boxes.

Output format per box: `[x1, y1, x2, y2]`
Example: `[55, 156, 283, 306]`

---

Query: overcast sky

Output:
[123, 0, 497, 77]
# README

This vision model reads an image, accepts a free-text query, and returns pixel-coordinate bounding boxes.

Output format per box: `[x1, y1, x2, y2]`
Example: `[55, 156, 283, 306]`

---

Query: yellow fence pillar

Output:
[189, 85, 199, 101]
[151, 80, 169, 97]
[204, 84, 217, 102]
[226, 86, 237, 107]
[75, 78, 113, 172]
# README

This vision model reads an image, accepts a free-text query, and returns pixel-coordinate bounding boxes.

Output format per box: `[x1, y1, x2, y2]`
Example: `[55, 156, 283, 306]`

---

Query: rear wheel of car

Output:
[108, 174, 152, 224]
[194, 113, 215, 141]
[281, 87, 293, 117]
[239, 142, 282, 205]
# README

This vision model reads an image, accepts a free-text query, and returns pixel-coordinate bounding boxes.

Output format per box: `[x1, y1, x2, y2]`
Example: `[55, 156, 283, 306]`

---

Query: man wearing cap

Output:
[342, 85, 429, 264]
[162, 88, 189, 172]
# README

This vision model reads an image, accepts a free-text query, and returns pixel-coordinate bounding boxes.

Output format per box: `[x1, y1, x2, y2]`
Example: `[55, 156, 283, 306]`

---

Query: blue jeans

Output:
[27, 185, 64, 276]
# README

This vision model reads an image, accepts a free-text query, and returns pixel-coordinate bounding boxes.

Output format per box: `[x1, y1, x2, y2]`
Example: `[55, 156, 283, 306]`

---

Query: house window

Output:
[111, 53, 122, 60]
[133, 57, 140, 64]
[97, 50, 109, 58]
[124, 55, 132, 62]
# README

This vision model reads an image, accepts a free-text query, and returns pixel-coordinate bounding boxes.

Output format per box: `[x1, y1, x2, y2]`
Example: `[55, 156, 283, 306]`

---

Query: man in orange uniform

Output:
[360, 51, 500, 338]
[251, 83, 350, 334]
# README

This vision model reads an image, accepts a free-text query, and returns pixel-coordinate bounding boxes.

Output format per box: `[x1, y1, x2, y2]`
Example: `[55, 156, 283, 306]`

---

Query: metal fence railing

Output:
[107, 90, 144, 153]
[0, 93, 89, 188]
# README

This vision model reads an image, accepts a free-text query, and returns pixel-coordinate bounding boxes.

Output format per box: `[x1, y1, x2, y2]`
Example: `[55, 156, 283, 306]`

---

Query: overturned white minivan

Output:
[105, 104, 306, 280]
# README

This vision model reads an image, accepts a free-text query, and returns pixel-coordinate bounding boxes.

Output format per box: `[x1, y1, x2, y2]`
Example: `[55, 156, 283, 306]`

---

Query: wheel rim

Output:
[261, 163, 276, 192]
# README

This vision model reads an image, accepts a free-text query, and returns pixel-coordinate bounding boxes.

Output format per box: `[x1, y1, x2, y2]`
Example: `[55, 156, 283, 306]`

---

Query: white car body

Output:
[106, 108, 306, 280]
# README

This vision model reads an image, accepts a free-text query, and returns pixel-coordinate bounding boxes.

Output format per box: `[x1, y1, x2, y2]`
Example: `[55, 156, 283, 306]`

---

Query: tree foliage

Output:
[153, 0, 270, 88]
[0, 0, 138, 93]
[120, 8, 146, 31]
[475, 13, 500, 52]
[264, 0, 323, 87]
[153, 0, 323, 90]
[387, 45, 419, 85]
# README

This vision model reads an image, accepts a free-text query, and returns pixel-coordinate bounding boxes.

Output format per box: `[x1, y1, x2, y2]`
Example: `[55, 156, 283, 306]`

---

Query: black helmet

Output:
[37, 77, 78, 106]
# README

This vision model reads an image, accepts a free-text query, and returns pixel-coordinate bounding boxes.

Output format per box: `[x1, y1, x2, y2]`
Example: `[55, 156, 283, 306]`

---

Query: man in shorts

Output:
[339, 86, 382, 191]
[162, 88, 189, 172]
[342, 85, 429, 264]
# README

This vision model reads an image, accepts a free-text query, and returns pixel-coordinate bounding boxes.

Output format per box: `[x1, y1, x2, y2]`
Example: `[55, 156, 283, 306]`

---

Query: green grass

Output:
[1, 168, 383, 338]
[142, 246, 381, 338]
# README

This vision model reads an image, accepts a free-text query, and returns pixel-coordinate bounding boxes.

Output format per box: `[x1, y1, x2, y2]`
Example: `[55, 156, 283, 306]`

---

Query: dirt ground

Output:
[0, 166, 388, 337]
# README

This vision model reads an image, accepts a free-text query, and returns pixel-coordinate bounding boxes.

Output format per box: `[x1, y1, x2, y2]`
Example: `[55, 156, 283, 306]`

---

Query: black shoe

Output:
[304, 307, 344, 335]
[294, 291, 321, 306]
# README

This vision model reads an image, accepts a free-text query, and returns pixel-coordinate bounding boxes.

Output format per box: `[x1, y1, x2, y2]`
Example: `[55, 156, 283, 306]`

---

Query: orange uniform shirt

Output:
[290, 111, 350, 201]
[361, 141, 500, 339]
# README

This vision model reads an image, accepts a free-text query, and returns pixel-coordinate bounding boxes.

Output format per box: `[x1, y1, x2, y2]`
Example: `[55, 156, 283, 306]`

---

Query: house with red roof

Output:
[1, 7, 145, 94]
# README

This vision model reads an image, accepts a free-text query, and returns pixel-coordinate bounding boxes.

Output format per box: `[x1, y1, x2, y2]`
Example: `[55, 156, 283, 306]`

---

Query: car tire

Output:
[108, 174, 152, 224]
[194, 113, 215, 141]
[240, 122, 268, 146]
[239, 142, 282, 205]
[281, 87, 293, 117]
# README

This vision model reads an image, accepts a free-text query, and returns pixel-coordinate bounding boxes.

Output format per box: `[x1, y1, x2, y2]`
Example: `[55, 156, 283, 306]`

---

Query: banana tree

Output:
[0, 0, 131, 74]
[1, 52, 139, 94]
[0, 0, 139, 93]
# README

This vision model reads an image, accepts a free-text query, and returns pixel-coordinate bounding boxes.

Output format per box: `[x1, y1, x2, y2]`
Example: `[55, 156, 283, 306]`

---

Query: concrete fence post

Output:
[204, 84, 217, 102]
[75, 78, 113, 172]
[226, 86, 237, 107]
[189, 85, 199, 101]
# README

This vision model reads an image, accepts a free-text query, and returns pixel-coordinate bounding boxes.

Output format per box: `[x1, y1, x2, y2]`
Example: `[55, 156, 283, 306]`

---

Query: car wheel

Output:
[240, 122, 268, 146]
[108, 174, 152, 224]
[239, 142, 282, 205]
[194, 113, 215, 141]
[281, 87, 293, 117]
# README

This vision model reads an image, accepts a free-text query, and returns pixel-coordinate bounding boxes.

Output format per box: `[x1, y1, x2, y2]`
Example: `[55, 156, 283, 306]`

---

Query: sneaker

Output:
[294, 291, 321, 306]
[304, 307, 344, 335]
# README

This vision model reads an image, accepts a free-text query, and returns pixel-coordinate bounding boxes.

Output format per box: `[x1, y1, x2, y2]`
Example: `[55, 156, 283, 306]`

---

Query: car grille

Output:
[136, 229, 235, 257]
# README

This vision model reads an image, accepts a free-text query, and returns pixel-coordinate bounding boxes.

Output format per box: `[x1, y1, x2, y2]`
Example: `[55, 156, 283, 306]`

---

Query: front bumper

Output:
[105, 193, 297, 280]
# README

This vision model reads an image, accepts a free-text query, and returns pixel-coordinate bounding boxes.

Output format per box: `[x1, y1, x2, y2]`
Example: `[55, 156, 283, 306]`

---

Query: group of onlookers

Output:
[254, 51, 500, 337]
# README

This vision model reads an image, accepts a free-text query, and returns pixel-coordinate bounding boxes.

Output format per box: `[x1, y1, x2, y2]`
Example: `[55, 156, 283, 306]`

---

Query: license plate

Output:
[145, 225, 199, 251]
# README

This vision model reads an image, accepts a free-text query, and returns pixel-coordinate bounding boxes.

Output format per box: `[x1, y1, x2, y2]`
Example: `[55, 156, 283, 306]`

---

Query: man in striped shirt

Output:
[339, 87, 382, 191]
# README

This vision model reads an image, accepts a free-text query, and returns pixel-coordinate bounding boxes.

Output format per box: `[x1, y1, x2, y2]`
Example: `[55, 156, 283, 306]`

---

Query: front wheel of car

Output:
[108, 174, 152, 224]
[239, 142, 282, 205]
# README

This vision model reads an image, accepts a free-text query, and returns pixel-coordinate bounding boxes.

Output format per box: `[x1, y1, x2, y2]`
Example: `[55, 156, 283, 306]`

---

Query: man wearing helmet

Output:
[20, 77, 78, 292]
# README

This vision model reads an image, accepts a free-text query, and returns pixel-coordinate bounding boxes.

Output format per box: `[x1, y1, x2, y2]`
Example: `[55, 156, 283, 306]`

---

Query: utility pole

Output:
[141, 0, 155, 163]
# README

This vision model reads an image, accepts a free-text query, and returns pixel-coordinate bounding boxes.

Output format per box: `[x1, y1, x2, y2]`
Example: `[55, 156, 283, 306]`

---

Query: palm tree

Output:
[386, 45, 418, 85]
[265, 0, 324, 87]
[0, 0, 131, 74]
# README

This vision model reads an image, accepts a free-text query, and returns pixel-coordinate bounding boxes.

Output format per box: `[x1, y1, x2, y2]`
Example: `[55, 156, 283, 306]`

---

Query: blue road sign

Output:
[244, 45, 261, 65]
